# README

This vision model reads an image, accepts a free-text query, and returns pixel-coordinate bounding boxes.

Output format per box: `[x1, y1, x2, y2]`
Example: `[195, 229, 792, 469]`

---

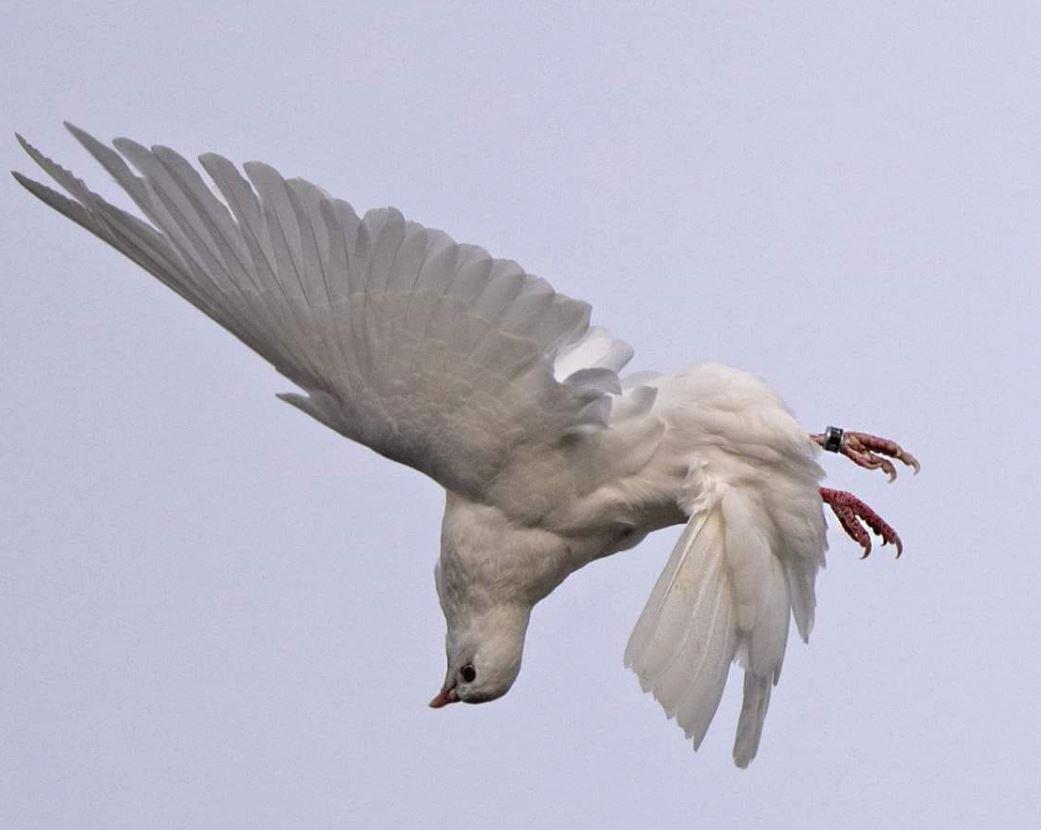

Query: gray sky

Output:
[3, 2, 1039, 827]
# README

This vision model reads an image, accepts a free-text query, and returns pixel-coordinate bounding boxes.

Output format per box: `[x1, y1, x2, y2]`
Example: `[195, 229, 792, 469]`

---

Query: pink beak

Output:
[428, 686, 459, 708]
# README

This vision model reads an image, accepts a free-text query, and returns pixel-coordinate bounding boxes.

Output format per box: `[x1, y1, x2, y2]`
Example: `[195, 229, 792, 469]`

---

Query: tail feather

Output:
[733, 671, 773, 768]
[626, 484, 804, 766]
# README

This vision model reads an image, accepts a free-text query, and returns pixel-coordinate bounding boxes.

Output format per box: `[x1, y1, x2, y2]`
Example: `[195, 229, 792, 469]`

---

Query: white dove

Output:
[13, 125, 919, 767]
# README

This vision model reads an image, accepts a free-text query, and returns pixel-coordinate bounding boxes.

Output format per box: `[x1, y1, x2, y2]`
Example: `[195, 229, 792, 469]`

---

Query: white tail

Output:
[626, 484, 806, 767]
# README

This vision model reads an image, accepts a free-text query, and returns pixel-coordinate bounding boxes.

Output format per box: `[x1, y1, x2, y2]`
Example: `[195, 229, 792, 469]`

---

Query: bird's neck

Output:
[436, 493, 573, 613]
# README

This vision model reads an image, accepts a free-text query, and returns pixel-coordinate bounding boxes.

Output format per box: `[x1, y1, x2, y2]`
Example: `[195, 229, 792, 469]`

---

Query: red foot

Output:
[820, 487, 903, 559]
[811, 430, 920, 482]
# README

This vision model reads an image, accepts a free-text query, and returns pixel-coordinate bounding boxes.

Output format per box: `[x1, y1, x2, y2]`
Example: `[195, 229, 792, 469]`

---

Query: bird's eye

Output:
[461, 664, 476, 683]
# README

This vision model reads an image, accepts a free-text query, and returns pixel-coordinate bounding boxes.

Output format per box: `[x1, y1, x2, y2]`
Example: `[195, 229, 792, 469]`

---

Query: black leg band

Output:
[823, 426, 844, 453]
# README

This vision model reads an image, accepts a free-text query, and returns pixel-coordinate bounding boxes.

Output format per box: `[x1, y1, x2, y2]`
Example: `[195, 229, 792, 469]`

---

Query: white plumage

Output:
[14, 125, 830, 767]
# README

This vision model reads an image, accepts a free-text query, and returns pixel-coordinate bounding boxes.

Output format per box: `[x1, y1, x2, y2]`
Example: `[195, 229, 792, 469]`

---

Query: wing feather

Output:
[14, 126, 640, 502]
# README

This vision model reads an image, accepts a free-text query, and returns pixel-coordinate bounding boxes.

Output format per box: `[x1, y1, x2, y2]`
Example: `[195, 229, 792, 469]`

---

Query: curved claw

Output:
[845, 432, 920, 482]
[820, 487, 903, 558]
[830, 501, 872, 557]
[845, 448, 898, 482]
[812, 429, 921, 483]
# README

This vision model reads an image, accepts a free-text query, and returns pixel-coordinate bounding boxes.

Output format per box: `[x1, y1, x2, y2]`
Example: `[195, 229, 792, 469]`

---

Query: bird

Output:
[12, 124, 919, 768]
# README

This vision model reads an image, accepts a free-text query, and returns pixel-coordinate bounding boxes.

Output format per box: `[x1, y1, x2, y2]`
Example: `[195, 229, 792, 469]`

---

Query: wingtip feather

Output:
[15, 131, 44, 162]
[63, 121, 91, 142]
[11, 169, 67, 205]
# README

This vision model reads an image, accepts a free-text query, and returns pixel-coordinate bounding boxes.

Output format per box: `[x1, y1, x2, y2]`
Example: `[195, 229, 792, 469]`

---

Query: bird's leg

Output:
[812, 426, 919, 557]
[819, 487, 903, 558]
[810, 427, 920, 482]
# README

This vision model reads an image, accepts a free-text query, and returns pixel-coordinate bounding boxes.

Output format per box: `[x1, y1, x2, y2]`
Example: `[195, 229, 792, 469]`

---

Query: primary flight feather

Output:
[13, 125, 918, 767]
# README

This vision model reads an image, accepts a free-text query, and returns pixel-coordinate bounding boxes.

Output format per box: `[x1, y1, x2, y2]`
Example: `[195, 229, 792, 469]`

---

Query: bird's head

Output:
[429, 603, 531, 708]
[429, 493, 569, 709]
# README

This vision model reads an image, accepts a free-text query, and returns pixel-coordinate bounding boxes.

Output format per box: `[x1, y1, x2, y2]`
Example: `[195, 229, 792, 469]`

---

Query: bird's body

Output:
[430, 362, 827, 766]
[13, 125, 914, 767]
[437, 362, 822, 602]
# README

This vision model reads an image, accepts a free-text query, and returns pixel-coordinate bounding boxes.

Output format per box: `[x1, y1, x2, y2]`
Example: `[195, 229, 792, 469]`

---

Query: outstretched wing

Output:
[14, 124, 637, 499]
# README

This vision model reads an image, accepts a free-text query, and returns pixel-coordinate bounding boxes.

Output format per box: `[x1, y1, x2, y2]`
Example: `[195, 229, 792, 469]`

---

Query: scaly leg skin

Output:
[810, 429, 920, 482]
[819, 487, 903, 559]
[812, 426, 919, 558]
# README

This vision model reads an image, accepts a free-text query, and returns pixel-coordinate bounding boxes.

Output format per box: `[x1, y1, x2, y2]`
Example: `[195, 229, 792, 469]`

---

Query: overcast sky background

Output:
[3, 2, 1040, 827]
